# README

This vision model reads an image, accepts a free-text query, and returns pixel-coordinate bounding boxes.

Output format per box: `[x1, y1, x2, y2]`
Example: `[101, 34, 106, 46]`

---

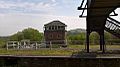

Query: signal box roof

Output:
[44, 20, 67, 27]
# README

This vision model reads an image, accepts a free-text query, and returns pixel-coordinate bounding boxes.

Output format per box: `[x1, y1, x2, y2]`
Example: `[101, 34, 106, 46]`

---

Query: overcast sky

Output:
[0, 0, 87, 36]
[0, 0, 119, 36]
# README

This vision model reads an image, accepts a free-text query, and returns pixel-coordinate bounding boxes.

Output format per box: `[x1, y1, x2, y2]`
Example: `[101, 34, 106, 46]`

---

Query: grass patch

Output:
[68, 45, 84, 49]
[106, 45, 120, 49]
[0, 45, 119, 56]
[0, 49, 79, 56]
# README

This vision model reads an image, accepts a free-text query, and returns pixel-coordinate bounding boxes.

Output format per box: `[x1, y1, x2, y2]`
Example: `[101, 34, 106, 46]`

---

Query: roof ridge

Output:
[44, 20, 67, 27]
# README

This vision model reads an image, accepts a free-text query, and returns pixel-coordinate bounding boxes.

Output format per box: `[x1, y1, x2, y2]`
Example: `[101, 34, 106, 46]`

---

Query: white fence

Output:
[6, 40, 67, 50]
[6, 39, 120, 50]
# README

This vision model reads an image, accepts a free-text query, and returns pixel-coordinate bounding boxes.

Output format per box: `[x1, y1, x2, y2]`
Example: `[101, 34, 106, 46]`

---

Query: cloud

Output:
[51, 0, 56, 2]
[0, 13, 86, 36]
[0, 1, 15, 9]
[0, 1, 56, 14]
[0, 0, 86, 36]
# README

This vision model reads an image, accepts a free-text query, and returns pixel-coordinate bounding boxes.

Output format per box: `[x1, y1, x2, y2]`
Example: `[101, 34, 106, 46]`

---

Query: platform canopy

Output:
[78, 0, 120, 53]
[87, 0, 120, 32]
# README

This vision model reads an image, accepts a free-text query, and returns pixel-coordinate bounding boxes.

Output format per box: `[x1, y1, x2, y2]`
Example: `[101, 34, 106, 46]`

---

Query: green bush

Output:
[0, 39, 6, 48]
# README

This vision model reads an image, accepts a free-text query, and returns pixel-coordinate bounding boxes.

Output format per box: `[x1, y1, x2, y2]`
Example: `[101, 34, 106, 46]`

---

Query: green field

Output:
[0, 45, 119, 56]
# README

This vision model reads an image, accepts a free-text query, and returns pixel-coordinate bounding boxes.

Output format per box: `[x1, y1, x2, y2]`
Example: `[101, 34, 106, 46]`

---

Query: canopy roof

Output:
[87, 0, 120, 32]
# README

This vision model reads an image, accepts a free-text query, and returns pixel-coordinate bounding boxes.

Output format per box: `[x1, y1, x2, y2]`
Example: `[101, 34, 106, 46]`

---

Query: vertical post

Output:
[17, 42, 19, 50]
[100, 31, 105, 53]
[13, 42, 15, 49]
[50, 41, 52, 50]
[86, 0, 90, 53]
[85, 40, 87, 50]
[24, 41, 25, 49]
[102, 34, 105, 53]
[19, 42, 21, 50]
[6, 43, 8, 50]
[45, 41, 46, 48]
[65, 40, 67, 47]
[100, 35, 103, 51]
[35, 42, 37, 50]
[86, 32, 90, 53]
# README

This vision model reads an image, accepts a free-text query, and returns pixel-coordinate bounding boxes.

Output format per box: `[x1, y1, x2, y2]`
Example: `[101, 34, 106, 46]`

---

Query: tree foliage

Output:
[67, 32, 86, 45]
[89, 32, 99, 45]
[0, 39, 6, 47]
[68, 32, 86, 40]
[67, 31, 120, 45]
[10, 28, 43, 41]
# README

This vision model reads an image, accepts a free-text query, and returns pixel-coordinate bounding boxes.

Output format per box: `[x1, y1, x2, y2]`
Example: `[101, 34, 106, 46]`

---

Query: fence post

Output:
[45, 41, 46, 48]
[65, 40, 67, 46]
[17, 42, 19, 50]
[6, 43, 8, 50]
[19, 42, 21, 50]
[85, 40, 87, 50]
[50, 41, 52, 50]
[35, 42, 37, 50]
[24, 41, 25, 49]
[13, 42, 15, 49]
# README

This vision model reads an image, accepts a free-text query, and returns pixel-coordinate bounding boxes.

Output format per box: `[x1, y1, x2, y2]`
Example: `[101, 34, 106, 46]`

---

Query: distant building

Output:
[44, 20, 67, 47]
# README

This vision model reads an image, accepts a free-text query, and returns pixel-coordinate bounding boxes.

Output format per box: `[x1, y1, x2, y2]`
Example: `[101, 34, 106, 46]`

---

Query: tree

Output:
[10, 28, 43, 41]
[104, 31, 112, 40]
[67, 32, 86, 45]
[89, 32, 99, 45]
[10, 31, 24, 41]
[22, 28, 43, 41]
[0, 39, 6, 47]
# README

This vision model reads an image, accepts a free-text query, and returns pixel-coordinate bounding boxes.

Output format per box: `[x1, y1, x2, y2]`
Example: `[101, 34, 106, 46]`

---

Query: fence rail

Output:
[6, 39, 120, 50]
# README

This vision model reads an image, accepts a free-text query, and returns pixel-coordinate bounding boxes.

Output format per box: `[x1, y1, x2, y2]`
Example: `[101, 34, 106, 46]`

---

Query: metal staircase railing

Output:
[78, 0, 87, 17]
[105, 17, 120, 38]
[77, 0, 118, 17]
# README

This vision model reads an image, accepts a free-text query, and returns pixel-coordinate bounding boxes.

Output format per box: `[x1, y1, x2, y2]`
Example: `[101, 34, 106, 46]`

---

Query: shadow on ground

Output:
[71, 49, 120, 58]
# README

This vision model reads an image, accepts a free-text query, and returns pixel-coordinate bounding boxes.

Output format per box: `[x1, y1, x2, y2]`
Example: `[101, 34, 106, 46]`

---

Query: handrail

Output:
[105, 17, 120, 37]
[80, 0, 85, 8]
[78, 0, 87, 17]
[78, 0, 86, 10]
[79, 3, 87, 17]
[106, 20, 120, 28]
[108, 17, 120, 24]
